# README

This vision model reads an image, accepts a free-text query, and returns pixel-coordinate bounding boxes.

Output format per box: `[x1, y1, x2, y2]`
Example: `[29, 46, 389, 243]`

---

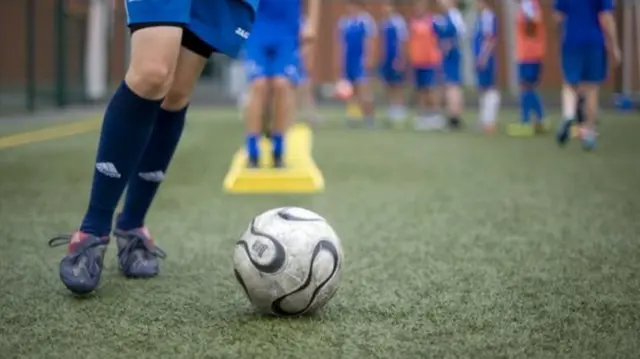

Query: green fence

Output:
[0, 0, 87, 115]
[0, 0, 230, 116]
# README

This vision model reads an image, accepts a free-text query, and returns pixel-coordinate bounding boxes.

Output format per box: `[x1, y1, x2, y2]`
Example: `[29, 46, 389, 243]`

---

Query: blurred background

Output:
[1, 0, 639, 116]
[2, 3, 640, 357]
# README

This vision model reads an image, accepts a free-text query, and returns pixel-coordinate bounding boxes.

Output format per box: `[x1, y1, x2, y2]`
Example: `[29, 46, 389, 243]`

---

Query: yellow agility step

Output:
[223, 124, 324, 194]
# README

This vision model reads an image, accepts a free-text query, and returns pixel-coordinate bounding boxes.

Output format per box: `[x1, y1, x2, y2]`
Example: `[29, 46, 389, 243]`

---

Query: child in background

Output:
[409, 0, 445, 131]
[509, 0, 548, 137]
[435, 0, 466, 130]
[336, 0, 377, 127]
[555, 0, 620, 150]
[379, 0, 409, 126]
[473, 0, 500, 134]
[297, 17, 321, 125]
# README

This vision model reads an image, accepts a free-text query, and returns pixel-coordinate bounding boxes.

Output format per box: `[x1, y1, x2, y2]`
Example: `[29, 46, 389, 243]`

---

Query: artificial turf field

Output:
[1, 107, 639, 358]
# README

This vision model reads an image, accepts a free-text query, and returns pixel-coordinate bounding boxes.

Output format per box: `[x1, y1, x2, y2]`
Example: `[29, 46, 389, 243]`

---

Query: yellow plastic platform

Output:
[346, 101, 363, 120]
[223, 124, 324, 194]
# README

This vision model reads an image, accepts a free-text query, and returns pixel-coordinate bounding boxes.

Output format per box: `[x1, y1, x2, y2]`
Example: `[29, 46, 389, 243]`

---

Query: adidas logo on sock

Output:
[96, 162, 121, 179]
[138, 171, 165, 182]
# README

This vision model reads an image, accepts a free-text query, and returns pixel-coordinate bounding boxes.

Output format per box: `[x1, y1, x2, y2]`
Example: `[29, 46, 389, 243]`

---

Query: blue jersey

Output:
[434, 8, 466, 58]
[379, 14, 408, 66]
[251, 0, 301, 44]
[125, 0, 258, 58]
[473, 9, 497, 59]
[554, 0, 613, 48]
[338, 12, 376, 67]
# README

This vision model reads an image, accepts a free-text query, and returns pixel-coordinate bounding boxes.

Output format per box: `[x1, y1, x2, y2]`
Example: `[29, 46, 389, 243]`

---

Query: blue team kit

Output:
[340, 13, 377, 83]
[379, 14, 408, 85]
[555, 0, 613, 85]
[435, 10, 465, 85]
[473, 9, 498, 89]
[124, 0, 259, 58]
[243, 0, 301, 83]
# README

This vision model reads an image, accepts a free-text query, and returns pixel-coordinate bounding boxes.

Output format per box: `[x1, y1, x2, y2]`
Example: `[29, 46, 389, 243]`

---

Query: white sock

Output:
[562, 85, 577, 120]
[479, 92, 488, 125]
[481, 90, 500, 125]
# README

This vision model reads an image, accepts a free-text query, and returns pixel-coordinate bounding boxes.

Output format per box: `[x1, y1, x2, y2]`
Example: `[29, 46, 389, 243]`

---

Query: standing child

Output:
[554, 0, 620, 150]
[244, 0, 321, 167]
[297, 16, 321, 125]
[336, 0, 377, 127]
[435, 0, 467, 130]
[473, 0, 500, 134]
[379, 0, 409, 125]
[509, 0, 548, 137]
[409, 0, 444, 130]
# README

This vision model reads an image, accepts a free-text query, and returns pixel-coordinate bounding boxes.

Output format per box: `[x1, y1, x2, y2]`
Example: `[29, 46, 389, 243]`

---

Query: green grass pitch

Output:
[1, 108, 639, 358]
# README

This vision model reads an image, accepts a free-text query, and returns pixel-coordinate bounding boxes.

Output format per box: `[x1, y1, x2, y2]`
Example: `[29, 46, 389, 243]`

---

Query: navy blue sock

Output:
[520, 90, 532, 124]
[246, 133, 259, 161]
[531, 90, 544, 121]
[117, 106, 187, 230]
[272, 132, 284, 159]
[80, 82, 160, 237]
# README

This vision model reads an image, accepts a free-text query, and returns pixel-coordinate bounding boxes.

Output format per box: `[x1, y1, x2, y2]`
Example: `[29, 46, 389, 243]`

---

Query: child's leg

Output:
[557, 46, 583, 145]
[355, 78, 375, 126]
[482, 88, 500, 132]
[298, 79, 320, 123]
[562, 83, 578, 121]
[529, 63, 544, 122]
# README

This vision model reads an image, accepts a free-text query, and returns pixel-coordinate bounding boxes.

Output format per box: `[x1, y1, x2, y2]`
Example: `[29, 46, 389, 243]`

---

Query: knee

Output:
[271, 77, 292, 95]
[126, 62, 174, 99]
[162, 84, 191, 110]
[250, 78, 270, 99]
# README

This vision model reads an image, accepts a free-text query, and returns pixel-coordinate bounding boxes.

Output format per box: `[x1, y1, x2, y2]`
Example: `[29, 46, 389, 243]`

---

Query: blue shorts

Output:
[379, 63, 404, 85]
[344, 64, 367, 83]
[519, 62, 543, 85]
[414, 68, 439, 90]
[561, 45, 608, 85]
[244, 37, 299, 83]
[442, 54, 462, 85]
[476, 60, 496, 89]
[124, 0, 257, 58]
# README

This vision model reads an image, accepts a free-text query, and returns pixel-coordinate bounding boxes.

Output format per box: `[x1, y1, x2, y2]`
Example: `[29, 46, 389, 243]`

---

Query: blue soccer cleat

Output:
[556, 119, 573, 146]
[581, 129, 597, 151]
[272, 154, 285, 169]
[49, 232, 109, 295]
[113, 225, 166, 278]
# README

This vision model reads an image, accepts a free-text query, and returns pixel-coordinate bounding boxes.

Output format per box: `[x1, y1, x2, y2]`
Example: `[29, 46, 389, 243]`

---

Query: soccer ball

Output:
[233, 207, 343, 316]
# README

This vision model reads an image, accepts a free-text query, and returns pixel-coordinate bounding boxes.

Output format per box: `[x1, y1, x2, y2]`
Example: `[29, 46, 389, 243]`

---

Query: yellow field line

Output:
[0, 119, 101, 150]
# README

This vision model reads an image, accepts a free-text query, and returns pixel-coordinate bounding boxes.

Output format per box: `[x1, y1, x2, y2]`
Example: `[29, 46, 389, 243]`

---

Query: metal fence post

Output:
[54, 0, 68, 108]
[26, 0, 36, 111]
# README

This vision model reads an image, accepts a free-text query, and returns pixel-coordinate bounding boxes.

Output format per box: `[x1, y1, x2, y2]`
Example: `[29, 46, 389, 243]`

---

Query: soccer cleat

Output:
[273, 155, 285, 169]
[247, 157, 259, 169]
[48, 232, 109, 295]
[448, 116, 463, 130]
[580, 128, 597, 151]
[113, 226, 166, 278]
[556, 119, 573, 146]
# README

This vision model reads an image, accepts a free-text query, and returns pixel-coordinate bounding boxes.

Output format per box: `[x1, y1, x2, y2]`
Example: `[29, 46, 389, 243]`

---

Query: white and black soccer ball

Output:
[233, 207, 343, 316]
